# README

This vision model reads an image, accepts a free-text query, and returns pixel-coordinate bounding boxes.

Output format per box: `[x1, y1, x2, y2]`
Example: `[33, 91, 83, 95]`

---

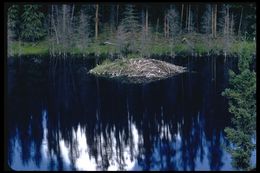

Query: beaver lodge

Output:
[89, 58, 187, 83]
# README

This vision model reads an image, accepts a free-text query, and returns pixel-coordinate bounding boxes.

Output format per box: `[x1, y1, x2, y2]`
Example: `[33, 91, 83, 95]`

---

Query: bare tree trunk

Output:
[186, 4, 188, 31]
[188, 4, 191, 32]
[55, 5, 60, 31]
[95, 4, 99, 40]
[62, 4, 67, 53]
[238, 7, 243, 36]
[70, 5, 75, 26]
[116, 4, 119, 29]
[164, 15, 166, 38]
[69, 4, 75, 46]
[156, 18, 159, 39]
[227, 6, 229, 36]
[52, 5, 59, 45]
[214, 4, 217, 38]
[7, 24, 10, 56]
[110, 5, 115, 33]
[211, 5, 214, 38]
[156, 18, 159, 32]
[181, 4, 184, 33]
[166, 15, 170, 38]
[145, 7, 148, 36]
[62, 5, 66, 35]
[231, 13, 234, 35]
[196, 5, 199, 32]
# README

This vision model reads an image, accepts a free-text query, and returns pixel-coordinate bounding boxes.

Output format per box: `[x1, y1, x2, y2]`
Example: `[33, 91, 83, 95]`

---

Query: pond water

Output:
[6, 55, 255, 170]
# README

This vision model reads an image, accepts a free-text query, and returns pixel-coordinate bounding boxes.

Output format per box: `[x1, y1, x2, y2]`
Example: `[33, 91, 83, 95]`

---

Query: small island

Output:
[89, 58, 186, 83]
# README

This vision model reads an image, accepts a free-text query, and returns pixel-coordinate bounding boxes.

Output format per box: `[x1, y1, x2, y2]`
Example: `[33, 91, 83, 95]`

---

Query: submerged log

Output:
[89, 58, 186, 83]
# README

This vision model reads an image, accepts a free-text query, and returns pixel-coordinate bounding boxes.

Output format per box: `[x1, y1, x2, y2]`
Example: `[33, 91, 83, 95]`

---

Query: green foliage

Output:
[7, 3, 256, 57]
[10, 40, 49, 55]
[8, 35, 256, 57]
[76, 8, 92, 51]
[166, 7, 180, 37]
[230, 41, 256, 56]
[245, 4, 256, 39]
[20, 5, 46, 42]
[121, 5, 140, 33]
[116, 4, 141, 55]
[8, 5, 21, 39]
[221, 45, 256, 170]
[194, 43, 207, 54]
[173, 44, 189, 55]
[149, 41, 170, 55]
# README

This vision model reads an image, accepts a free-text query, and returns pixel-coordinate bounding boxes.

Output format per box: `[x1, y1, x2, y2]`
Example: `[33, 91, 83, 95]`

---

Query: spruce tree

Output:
[76, 7, 91, 52]
[222, 46, 256, 170]
[116, 4, 140, 56]
[21, 5, 46, 42]
[166, 7, 180, 38]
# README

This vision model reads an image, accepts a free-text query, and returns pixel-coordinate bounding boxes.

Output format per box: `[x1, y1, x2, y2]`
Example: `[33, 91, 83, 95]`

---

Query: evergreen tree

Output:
[166, 6, 180, 38]
[139, 8, 152, 57]
[21, 5, 46, 42]
[245, 4, 256, 40]
[222, 46, 256, 170]
[76, 7, 91, 52]
[8, 5, 19, 56]
[218, 4, 236, 54]
[109, 4, 116, 33]
[8, 5, 20, 39]
[116, 4, 140, 55]
[201, 4, 212, 35]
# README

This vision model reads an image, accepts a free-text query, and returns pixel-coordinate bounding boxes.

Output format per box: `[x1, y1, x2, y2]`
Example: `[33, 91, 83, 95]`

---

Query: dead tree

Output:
[95, 4, 99, 40]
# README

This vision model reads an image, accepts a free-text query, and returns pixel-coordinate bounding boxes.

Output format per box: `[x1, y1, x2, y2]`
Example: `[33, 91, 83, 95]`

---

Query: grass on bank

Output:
[8, 33, 256, 57]
[9, 40, 49, 55]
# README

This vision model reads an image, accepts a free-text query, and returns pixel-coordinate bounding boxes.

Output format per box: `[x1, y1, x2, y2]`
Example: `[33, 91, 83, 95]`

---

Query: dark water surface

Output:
[6, 55, 255, 170]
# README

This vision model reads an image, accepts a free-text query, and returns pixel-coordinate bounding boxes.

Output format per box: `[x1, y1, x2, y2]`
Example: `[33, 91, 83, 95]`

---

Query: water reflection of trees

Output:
[7, 57, 47, 168]
[7, 56, 230, 170]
